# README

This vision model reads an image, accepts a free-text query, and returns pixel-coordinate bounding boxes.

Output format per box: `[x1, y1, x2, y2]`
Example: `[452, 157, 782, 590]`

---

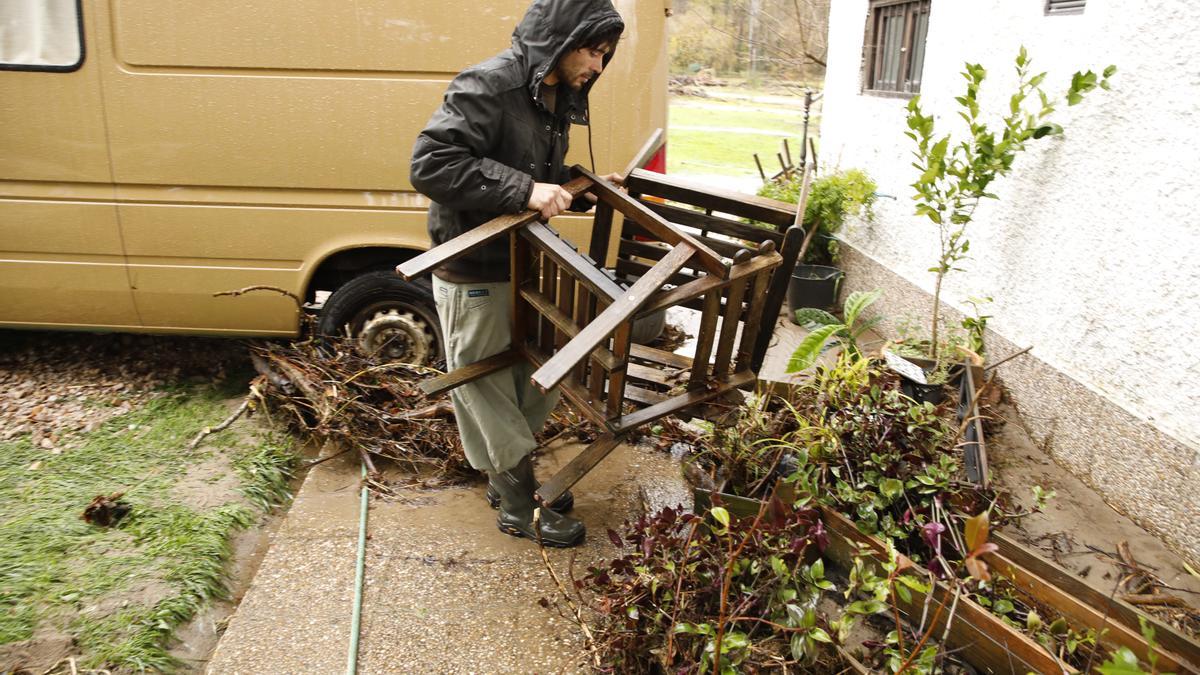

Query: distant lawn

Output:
[668, 128, 803, 177]
[670, 102, 804, 133]
[668, 91, 819, 178]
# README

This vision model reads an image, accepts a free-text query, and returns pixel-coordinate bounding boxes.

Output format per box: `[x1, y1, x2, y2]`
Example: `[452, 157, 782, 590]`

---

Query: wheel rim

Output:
[353, 305, 440, 364]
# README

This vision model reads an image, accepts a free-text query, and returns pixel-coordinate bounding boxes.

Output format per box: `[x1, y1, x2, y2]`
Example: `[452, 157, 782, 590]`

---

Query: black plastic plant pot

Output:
[900, 378, 948, 405]
[787, 264, 843, 319]
[902, 356, 982, 391]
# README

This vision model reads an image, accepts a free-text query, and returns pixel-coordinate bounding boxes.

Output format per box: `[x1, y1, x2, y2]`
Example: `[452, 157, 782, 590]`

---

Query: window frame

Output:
[1045, 0, 1086, 16]
[0, 0, 86, 73]
[861, 0, 931, 99]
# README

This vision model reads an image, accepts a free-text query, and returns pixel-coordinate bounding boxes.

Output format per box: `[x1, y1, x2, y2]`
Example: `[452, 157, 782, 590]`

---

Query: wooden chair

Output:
[397, 163, 801, 505]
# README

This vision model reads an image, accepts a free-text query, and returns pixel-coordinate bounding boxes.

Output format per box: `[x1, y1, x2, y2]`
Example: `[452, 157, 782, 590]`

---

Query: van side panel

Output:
[0, 5, 141, 327]
[116, 199, 431, 333]
[0, 46, 108, 182]
[0, 0, 667, 335]
[113, 1, 522, 74]
[95, 1, 539, 332]
[0, 193, 140, 327]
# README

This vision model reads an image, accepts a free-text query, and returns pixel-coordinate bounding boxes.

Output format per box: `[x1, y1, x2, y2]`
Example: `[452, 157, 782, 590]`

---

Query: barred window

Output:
[0, 0, 83, 71]
[863, 0, 930, 96]
[1046, 0, 1086, 15]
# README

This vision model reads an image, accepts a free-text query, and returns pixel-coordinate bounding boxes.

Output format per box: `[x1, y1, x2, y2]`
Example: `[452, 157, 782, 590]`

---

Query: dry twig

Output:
[187, 385, 256, 451]
[249, 335, 471, 489]
[533, 508, 603, 669]
[1121, 594, 1189, 608]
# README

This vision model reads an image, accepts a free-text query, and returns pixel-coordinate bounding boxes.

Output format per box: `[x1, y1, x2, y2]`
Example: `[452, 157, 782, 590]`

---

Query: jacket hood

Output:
[511, 0, 624, 120]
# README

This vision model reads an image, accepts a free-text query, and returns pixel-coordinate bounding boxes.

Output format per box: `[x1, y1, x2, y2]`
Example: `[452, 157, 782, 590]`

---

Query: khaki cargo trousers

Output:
[432, 276, 559, 474]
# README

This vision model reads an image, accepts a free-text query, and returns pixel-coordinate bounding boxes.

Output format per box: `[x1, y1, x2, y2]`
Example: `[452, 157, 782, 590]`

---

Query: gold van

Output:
[0, 0, 669, 363]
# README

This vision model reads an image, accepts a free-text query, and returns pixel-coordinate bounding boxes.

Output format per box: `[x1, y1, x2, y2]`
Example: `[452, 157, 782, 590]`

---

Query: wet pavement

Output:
[205, 439, 692, 674]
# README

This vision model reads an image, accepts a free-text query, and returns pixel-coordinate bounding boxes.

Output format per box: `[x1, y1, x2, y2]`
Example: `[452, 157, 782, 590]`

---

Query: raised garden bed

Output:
[696, 490, 1200, 673]
[556, 349, 1200, 674]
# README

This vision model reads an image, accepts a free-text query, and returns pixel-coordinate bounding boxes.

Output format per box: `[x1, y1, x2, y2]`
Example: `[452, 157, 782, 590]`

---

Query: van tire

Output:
[317, 271, 443, 366]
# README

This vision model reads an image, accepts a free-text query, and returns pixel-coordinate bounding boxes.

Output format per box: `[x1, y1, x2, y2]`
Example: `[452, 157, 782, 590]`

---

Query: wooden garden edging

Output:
[987, 531, 1200, 673]
[694, 490, 1200, 674]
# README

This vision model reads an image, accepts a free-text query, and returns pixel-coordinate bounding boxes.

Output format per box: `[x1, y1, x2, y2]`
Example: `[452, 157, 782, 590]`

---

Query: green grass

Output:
[0, 387, 297, 672]
[668, 91, 820, 178]
[670, 103, 803, 133]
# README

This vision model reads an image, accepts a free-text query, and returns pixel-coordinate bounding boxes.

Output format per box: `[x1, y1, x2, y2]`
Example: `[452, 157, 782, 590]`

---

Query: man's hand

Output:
[528, 182, 573, 221]
[583, 172, 626, 204]
[601, 171, 624, 187]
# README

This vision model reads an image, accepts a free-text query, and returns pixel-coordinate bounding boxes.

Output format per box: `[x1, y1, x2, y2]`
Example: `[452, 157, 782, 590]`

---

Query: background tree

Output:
[670, 0, 829, 81]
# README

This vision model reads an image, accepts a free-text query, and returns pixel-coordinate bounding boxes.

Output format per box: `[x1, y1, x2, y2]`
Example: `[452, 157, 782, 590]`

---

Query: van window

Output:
[0, 0, 83, 71]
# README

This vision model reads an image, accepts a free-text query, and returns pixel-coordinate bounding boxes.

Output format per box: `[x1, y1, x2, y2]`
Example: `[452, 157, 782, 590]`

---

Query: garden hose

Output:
[347, 462, 368, 674]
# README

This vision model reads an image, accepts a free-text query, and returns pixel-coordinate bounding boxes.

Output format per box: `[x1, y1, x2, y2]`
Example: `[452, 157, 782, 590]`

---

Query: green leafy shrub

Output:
[574, 351, 1117, 671]
[787, 289, 882, 372]
[582, 501, 834, 671]
[757, 169, 877, 265]
[906, 48, 1114, 367]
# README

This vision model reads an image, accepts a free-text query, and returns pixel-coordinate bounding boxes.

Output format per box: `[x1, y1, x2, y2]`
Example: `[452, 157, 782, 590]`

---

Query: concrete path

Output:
[205, 444, 362, 674]
[206, 439, 692, 674]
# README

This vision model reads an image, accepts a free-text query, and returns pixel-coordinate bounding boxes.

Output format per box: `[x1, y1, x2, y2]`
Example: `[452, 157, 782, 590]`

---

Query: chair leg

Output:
[535, 433, 623, 506]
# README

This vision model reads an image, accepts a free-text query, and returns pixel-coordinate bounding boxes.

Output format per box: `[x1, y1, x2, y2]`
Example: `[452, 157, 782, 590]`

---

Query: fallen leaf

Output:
[964, 511, 990, 552]
[964, 556, 991, 582]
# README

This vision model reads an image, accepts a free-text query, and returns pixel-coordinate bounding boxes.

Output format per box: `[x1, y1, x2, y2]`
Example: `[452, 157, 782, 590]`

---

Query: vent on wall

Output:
[1046, 0, 1085, 14]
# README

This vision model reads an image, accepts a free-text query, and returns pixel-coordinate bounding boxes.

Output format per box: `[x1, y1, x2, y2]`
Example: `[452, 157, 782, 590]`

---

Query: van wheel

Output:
[317, 271, 443, 366]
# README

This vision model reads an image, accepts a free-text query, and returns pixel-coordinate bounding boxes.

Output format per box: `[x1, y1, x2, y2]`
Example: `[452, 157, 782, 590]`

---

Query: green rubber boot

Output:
[488, 456, 585, 548]
[486, 480, 574, 513]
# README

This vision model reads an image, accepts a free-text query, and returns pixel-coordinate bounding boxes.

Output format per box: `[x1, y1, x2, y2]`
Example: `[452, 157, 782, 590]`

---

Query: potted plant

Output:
[904, 48, 1114, 375]
[758, 169, 876, 315]
[885, 318, 979, 404]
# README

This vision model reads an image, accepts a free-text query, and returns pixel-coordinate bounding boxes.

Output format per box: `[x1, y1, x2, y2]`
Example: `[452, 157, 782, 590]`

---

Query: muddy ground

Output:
[988, 396, 1200, 635]
[0, 332, 291, 674]
[3, 329, 1197, 672]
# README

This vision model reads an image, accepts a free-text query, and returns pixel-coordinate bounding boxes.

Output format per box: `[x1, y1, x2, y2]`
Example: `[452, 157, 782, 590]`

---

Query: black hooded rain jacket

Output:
[409, 0, 624, 282]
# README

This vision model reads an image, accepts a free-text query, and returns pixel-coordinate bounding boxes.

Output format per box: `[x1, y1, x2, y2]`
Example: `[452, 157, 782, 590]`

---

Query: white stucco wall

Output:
[820, 0, 1200, 456]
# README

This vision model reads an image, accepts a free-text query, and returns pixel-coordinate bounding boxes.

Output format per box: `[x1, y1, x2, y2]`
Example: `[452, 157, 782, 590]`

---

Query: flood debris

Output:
[648, 321, 692, 354]
[81, 491, 131, 527]
[248, 336, 471, 487]
[1091, 540, 1200, 635]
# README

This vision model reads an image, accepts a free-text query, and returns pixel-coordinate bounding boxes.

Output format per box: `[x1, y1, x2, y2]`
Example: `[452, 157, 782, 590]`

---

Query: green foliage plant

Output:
[1100, 648, 1153, 675]
[1096, 617, 1171, 674]
[960, 295, 992, 358]
[590, 353, 1107, 670]
[906, 47, 1115, 370]
[758, 169, 877, 265]
[581, 500, 834, 672]
[693, 391, 805, 500]
[786, 289, 882, 372]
